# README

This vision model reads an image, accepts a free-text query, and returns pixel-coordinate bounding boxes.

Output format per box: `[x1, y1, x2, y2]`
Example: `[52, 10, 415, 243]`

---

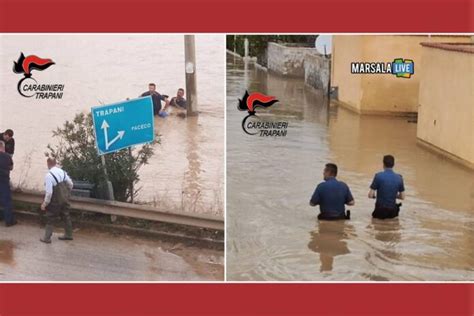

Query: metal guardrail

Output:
[12, 190, 224, 231]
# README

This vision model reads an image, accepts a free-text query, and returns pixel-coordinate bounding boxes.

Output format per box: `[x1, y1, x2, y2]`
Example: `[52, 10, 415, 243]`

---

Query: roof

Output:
[420, 42, 474, 54]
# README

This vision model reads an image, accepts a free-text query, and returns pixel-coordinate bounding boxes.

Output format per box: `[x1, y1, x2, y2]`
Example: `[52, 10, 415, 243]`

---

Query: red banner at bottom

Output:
[0, 283, 472, 315]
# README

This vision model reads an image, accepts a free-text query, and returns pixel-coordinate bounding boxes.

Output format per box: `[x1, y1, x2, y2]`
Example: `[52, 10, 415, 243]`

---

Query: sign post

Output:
[100, 155, 115, 201]
[91, 96, 155, 200]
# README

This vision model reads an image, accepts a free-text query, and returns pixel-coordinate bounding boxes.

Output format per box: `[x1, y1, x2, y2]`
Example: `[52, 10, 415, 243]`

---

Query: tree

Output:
[45, 112, 158, 202]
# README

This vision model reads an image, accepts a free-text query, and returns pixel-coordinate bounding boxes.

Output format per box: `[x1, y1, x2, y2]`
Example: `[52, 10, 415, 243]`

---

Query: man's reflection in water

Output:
[308, 221, 354, 272]
[370, 218, 402, 260]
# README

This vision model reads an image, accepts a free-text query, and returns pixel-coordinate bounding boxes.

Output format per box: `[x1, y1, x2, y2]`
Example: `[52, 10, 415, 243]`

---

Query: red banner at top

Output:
[0, 0, 472, 33]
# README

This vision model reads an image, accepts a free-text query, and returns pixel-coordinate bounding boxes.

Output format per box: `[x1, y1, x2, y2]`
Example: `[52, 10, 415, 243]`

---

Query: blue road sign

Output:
[91, 96, 155, 155]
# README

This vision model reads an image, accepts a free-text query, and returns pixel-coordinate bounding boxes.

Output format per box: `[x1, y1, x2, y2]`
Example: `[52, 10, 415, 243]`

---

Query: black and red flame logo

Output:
[13, 52, 55, 78]
[238, 90, 279, 135]
[238, 90, 279, 115]
[13, 52, 55, 97]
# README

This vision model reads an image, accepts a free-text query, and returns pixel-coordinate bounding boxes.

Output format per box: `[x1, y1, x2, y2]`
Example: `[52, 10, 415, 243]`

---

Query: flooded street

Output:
[0, 34, 224, 215]
[226, 54, 473, 281]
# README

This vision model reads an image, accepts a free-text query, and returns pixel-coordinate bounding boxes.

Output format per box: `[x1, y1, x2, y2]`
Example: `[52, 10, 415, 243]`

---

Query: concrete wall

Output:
[417, 43, 474, 168]
[267, 42, 316, 77]
[331, 36, 364, 110]
[304, 53, 331, 92]
[331, 35, 472, 115]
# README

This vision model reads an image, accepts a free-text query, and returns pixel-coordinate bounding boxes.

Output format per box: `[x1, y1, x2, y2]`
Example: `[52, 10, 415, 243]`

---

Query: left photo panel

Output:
[0, 34, 225, 281]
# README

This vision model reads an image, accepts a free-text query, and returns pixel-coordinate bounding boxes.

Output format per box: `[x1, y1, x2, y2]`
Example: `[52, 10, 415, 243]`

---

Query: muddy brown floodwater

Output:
[226, 54, 474, 281]
[0, 34, 224, 216]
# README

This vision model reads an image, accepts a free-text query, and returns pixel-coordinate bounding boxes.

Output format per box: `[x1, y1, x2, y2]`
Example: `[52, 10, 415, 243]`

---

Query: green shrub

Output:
[45, 112, 158, 202]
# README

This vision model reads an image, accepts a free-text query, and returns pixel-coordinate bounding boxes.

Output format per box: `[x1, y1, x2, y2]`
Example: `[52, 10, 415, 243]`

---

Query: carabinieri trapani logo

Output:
[13, 52, 65, 99]
[237, 90, 288, 137]
[351, 58, 414, 78]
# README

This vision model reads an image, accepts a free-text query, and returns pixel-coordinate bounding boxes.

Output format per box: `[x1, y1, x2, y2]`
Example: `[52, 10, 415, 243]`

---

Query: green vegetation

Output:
[45, 112, 158, 202]
[226, 35, 318, 66]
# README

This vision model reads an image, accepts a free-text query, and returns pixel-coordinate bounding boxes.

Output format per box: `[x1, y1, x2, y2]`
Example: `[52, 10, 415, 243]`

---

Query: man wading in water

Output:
[310, 163, 354, 220]
[169, 88, 187, 109]
[368, 155, 405, 219]
[140, 83, 169, 117]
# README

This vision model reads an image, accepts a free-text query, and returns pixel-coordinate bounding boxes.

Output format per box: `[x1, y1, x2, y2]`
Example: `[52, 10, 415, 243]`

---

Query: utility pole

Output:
[184, 35, 198, 116]
[244, 37, 249, 58]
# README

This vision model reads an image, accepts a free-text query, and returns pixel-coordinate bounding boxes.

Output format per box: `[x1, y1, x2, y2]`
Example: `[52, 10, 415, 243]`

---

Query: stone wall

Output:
[267, 42, 316, 77]
[304, 53, 331, 92]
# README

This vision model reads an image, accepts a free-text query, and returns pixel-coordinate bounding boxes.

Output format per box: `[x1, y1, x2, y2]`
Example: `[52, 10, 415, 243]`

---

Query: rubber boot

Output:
[40, 224, 53, 244]
[59, 214, 73, 240]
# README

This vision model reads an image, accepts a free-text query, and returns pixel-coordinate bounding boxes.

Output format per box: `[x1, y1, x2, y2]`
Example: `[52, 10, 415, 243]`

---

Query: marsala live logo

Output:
[350, 58, 415, 78]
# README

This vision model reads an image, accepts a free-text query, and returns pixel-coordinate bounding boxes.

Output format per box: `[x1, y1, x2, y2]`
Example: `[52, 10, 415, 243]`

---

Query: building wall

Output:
[417, 44, 474, 168]
[331, 36, 364, 112]
[331, 35, 471, 115]
[304, 52, 331, 92]
[267, 42, 315, 77]
[359, 36, 424, 114]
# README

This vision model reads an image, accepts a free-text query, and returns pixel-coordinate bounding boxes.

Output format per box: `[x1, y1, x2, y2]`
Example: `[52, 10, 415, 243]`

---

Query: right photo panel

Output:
[226, 35, 473, 281]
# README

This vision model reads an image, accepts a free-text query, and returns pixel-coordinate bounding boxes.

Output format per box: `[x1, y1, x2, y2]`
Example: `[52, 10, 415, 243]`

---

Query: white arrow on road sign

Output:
[101, 120, 125, 150]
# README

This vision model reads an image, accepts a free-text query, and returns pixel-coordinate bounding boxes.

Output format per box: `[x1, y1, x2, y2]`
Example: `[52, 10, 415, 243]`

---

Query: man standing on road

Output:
[140, 83, 170, 117]
[310, 163, 354, 220]
[368, 155, 405, 219]
[0, 129, 15, 156]
[0, 141, 16, 227]
[40, 158, 74, 244]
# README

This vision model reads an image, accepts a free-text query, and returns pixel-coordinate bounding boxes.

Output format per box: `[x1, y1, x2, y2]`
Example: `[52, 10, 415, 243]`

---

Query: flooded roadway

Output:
[0, 221, 223, 281]
[0, 34, 224, 216]
[226, 54, 474, 281]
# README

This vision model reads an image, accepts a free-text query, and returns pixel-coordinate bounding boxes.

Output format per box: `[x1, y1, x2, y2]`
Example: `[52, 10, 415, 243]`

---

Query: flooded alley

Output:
[0, 34, 224, 216]
[226, 54, 474, 281]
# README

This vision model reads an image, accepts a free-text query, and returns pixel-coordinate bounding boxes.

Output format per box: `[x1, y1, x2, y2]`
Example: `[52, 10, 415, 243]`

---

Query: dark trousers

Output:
[318, 210, 351, 221]
[153, 104, 162, 116]
[43, 203, 73, 241]
[0, 180, 15, 225]
[372, 204, 401, 219]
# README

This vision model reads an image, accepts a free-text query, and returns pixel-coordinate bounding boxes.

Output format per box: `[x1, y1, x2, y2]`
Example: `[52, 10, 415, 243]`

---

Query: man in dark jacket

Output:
[0, 129, 15, 156]
[169, 88, 187, 109]
[140, 83, 169, 117]
[0, 141, 16, 226]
